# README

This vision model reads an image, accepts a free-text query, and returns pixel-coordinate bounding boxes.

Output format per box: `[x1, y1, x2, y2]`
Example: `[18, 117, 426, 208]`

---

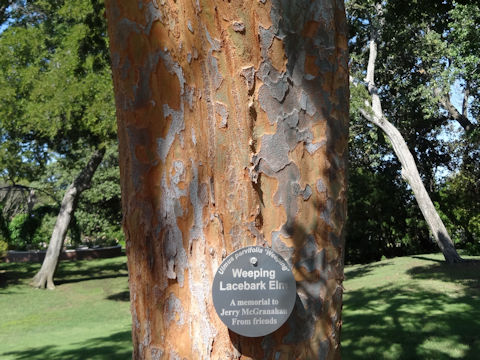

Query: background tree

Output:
[73, 144, 123, 247]
[346, 0, 479, 263]
[106, 0, 348, 358]
[0, 0, 119, 288]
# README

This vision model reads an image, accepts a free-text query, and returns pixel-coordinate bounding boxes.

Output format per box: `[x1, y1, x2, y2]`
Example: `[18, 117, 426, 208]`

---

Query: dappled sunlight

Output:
[419, 337, 470, 359]
[0, 257, 128, 290]
[342, 255, 480, 359]
[0, 262, 40, 291]
[408, 259, 480, 292]
[2, 330, 131, 360]
[344, 261, 391, 281]
[0, 256, 131, 359]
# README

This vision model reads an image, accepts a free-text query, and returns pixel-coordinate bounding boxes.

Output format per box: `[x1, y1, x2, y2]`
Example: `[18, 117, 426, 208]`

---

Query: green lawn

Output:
[1, 253, 479, 359]
[342, 253, 480, 359]
[0, 256, 132, 360]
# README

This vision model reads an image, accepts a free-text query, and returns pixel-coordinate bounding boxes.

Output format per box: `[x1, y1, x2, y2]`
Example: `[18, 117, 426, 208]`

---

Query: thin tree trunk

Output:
[361, 36, 462, 264]
[106, 0, 349, 358]
[31, 148, 105, 289]
[27, 189, 36, 213]
[434, 89, 475, 133]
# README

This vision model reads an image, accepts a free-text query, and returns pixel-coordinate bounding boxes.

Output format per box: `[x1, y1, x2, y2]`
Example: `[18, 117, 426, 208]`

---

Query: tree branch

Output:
[0, 184, 60, 205]
[462, 83, 470, 118]
[434, 88, 475, 132]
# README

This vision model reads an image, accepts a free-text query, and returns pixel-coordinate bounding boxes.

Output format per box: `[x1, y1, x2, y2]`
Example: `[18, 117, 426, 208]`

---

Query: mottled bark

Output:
[105, 0, 348, 359]
[361, 36, 462, 264]
[31, 148, 105, 289]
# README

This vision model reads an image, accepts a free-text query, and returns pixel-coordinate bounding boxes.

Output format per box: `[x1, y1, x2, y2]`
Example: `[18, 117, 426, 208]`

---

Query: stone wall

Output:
[5, 245, 123, 263]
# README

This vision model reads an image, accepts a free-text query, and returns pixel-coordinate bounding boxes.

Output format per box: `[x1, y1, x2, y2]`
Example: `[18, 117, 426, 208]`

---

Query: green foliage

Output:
[464, 241, 480, 256]
[346, 148, 437, 264]
[7, 206, 56, 250]
[1, 145, 124, 251]
[448, 3, 480, 117]
[0, 0, 121, 250]
[0, 238, 7, 258]
[31, 209, 56, 248]
[73, 145, 122, 248]
[0, 0, 114, 132]
[438, 160, 480, 255]
[0, 0, 116, 175]
[8, 213, 32, 250]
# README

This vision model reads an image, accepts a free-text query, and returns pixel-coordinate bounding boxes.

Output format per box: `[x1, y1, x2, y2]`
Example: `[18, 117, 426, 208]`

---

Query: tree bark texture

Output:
[362, 37, 462, 264]
[105, 1, 349, 359]
[31, 148, 105, 289]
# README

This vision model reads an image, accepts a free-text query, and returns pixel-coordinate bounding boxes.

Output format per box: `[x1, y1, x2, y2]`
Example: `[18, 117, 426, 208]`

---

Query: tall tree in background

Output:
[32, 148, 105, 288]
[0, 0, 118, 288]
[347, 0, 479, 263]
[106, 0, 348, 358]
[354, 13, 462, 263]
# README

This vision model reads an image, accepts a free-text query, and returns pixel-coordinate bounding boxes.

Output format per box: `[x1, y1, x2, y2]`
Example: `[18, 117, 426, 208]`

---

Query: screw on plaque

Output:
[250, 257, 258, 266]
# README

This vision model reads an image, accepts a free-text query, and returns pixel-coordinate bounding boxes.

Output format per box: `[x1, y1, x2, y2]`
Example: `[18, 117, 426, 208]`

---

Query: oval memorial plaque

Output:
[212, 246, 296, 337]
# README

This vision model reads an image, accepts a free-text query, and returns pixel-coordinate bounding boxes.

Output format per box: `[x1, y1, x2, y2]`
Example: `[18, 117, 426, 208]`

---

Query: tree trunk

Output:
[361, 37, 462, 264]
[31, 148, 105, 289]
[434, 89, 475, 133]
[106, 0, 349, 358]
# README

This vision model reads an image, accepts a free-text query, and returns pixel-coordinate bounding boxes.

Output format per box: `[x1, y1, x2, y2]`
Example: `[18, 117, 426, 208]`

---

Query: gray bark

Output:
[31, 148, 106, 289]
[434, 89, 475, 133]
[27, 189, 36, 213]
[360, 36, 463, 264]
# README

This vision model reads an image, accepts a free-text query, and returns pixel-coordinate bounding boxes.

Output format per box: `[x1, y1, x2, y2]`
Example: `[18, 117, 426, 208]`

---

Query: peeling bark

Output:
[105, 0, 349, 358]
[361, 35, 463, 264]
[31, 148, 106, 289]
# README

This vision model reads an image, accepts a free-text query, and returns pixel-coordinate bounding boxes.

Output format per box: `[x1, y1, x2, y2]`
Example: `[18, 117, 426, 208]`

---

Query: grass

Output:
[342, 253, 480, 360]
[0, 256, 131, 360]
[1, 253, 479, 359]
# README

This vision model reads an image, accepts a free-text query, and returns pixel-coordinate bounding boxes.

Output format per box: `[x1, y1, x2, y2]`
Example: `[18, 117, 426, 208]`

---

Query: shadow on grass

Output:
[107, 290, 130, 302]
[0, 258, 128, 290]
[344, 262, 390, 281]
[342, 266, 480, 359]
[1, 330, 132, 360]
[55, 272, 128, 285]
[408, 259, 480, 291]
[55, 261, 128, 281]
[411, 255, 445, 263]
[0, 262, 40, 289]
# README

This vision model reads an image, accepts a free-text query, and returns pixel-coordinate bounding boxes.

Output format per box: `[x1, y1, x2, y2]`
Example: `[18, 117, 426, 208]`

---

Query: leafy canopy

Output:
[0, 0, 116, 182]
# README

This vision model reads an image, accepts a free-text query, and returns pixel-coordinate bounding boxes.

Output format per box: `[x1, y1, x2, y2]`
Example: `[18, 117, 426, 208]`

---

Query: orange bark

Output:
[105, 0, 348, 358]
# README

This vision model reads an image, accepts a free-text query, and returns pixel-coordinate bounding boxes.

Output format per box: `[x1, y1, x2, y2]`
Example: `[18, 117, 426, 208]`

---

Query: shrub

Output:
[7, 206, 57, 250]
[80, 229, 124, 248]
[0, 237, 7, 258]
[8, 213, 32, 250]
[32, 212, 56, 249]
[464, 241, 480, 256]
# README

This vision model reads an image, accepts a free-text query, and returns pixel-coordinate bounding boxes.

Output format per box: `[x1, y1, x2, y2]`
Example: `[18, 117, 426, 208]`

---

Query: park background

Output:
[0, 0, 479, 359]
